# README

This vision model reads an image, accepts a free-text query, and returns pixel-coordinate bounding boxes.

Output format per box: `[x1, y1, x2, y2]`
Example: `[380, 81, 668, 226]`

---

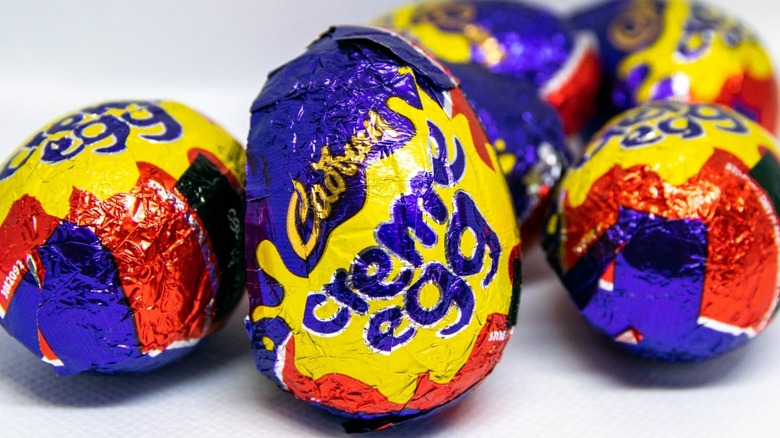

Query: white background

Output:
[1, 1, 779, 436]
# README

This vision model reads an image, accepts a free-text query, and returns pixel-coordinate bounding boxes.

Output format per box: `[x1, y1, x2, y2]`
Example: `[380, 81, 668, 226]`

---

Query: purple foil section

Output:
[0, 221, 195, 375]
[447, 63, 569, 223]
[426, 1, 576, 87]
[652, 77, 677, 100]
[549, 207, 749, 362]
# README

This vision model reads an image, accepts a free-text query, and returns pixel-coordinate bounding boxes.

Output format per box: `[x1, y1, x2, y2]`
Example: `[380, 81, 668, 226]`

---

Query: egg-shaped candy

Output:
[245, 26, 521, 430]
[572, 0, 778, 136]
[0, 101, 246, 375]
[377, 0, 602, 136]
[544, 101, 780, 361]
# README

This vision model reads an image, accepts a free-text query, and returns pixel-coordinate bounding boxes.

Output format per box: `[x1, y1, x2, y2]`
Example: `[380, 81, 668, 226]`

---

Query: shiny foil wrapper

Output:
[446, 63, 570, 248]
[376, 0, 602, 135]
[0, 101, 246, 375]
[245, 26, 521, 429]
[572, 0, 779, 137]
[543, 101, 780, 361]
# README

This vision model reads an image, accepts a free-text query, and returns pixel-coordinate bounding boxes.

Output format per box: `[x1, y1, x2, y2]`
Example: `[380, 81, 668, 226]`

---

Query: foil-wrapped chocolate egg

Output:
[245, 26, 521, 430]
[544, 101, 780, 361]
[377, 0, 602, 135]
[572, 0, 778, 136]
[0, 101, 246, 375]
[447, 63, 570, 248]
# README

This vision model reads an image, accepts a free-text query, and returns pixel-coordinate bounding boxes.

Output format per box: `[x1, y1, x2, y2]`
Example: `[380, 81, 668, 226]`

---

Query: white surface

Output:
[1, 1, 779, 437]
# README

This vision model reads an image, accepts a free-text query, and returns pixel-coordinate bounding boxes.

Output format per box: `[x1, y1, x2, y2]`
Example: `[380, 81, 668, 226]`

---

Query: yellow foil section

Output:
[0, 101, 245, 221]
[380, 3, 475, 64]
[619, 0, 773, 103]
[252, 78, 518, 404]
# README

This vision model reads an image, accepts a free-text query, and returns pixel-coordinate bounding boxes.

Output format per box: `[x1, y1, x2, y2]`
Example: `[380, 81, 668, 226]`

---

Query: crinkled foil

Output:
[446, 63, 570, 247]
[245, 25, 521, 430]
[376, 0, 602, 135]
[0, 101, 246, 374]
[571, 0, 778, 138]
[543, 101, 780, 361]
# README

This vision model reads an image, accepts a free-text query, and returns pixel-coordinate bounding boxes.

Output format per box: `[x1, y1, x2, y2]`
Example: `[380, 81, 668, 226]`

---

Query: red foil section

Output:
[545, 46, 602, 136]
[698, 151, 779, 332]
[66, 162, 218, 353]
[562, 148, 780, 333]
[508, 243, 522, 284]
[282, 313, 511, 415]
[712, 73, 779, 135]
[0, 195, 60, 313]
[37, 329, 61, 364]
[451, 87, 495, 171]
